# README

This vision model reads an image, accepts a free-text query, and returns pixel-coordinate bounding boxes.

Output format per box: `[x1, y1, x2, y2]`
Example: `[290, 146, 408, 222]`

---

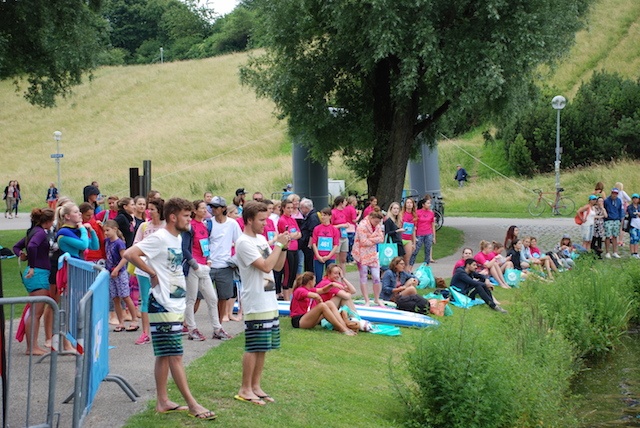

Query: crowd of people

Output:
[9, 178, 638, 418]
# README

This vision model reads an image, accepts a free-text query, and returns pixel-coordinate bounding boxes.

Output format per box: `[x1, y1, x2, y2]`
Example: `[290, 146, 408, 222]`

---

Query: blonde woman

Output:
[400, 198, 417, 270]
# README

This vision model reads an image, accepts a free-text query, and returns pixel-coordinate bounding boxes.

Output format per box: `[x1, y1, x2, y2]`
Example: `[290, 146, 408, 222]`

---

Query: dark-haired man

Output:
[450, 259, 507, 313]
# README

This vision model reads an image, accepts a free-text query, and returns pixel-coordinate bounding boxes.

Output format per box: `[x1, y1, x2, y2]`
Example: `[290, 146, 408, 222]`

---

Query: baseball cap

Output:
[235, 188, 246, 196]
[562, 234, 571, 239]
[633, 193, 640, 199]
[85, 185, 99, 196]
[589, 195, 597, 201]
[286, 183, 293, 189]
[208, 196, 227, 208]
[611, 188, 620, 193]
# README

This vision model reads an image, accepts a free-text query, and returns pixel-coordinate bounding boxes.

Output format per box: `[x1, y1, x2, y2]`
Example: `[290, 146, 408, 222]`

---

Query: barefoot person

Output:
[124, 198, 216, 420]
[235, 201, 290, 405]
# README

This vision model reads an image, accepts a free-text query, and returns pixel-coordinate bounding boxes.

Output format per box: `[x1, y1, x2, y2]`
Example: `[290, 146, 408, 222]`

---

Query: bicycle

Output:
[528, 188, 575, 217]
[406, 193, 445, 231]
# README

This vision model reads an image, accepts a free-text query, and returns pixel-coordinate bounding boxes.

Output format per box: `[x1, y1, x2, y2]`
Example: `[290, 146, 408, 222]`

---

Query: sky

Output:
[209, 0, 240, 16]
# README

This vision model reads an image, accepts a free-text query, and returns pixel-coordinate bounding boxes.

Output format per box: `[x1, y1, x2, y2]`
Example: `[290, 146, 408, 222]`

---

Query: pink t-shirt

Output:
[312, 224, 340, 259]
[401, 211, 416, 241]
[290, 286, 317, 318]
[331, 208, 349, 239]
[452, 259, 465, 275]
[344, 205, 358, 232]
[278, 215, 299, 251]
[362, 205, 374, 219]
[315, 278, 342, 302]
[190, 219, 210, 265]
[236, 217, 245, 231]
[262, 217, 277, 247]
[473, 251, 495, 268]
[415, 209, 435, 236]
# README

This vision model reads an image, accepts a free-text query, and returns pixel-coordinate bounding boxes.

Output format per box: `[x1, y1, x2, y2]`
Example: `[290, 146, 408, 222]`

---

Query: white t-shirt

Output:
[208, 217, 242, 269]
[134, 228, 186, 314]
[235, 233, 278, 315]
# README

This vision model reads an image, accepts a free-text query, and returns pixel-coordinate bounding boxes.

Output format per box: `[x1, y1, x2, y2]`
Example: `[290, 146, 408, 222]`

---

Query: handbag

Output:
[503, 268, 522, 287]
[574, 212, 585, 225]
[415, 263, 435, 289]
[378, 236, 398, 268]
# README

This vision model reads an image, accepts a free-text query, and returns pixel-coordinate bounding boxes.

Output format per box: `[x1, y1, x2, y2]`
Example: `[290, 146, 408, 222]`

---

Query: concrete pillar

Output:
[292, 139, 329, 208]
[409, 142, 441, 198]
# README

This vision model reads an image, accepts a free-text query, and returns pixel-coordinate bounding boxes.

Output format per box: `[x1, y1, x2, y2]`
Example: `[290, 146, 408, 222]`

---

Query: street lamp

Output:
[53, 131, 62, 192]
[551, 95, 566, 191]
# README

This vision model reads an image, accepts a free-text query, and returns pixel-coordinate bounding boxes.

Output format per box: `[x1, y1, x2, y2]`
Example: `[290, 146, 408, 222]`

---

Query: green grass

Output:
[0, 230, 29, 314]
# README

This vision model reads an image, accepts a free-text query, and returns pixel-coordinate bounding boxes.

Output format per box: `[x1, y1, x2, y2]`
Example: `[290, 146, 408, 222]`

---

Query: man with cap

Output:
[207, 196, 243, 322]
[83, 184, 102, 214]
[576, 195, 598, 251]
[282, 184, 293, 201]
[627, 193, 640, 258]
[603, 188, 625, 258]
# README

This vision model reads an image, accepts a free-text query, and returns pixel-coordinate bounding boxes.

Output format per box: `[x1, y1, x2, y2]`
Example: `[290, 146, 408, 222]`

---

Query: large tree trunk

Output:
[368, 102, 417, 209]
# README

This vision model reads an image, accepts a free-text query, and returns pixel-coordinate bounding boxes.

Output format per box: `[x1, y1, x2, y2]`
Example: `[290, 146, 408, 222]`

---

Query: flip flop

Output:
[126, 324, 140, 332]
[158, 405, 188, 414]
[234, 394, 266, 406]
[256, 395, 275, 403]
[113, 326, 125, 332]
[188, 410, 217, 420]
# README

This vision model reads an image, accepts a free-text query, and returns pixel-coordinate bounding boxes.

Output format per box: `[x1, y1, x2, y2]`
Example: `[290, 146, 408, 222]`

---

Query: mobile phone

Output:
[285, 226, 289, 231]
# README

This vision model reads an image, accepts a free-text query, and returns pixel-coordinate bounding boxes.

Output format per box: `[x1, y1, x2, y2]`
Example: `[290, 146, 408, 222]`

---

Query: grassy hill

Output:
[1, 0, 639, 212]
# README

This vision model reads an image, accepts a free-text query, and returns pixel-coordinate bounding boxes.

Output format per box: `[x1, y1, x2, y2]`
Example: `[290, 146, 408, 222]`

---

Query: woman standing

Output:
[13, 208, 55, 355]
[344, 196, 359, 262]
[114, 197, 137, 248]
[56, 203, 99, 259]
[12, 181, 21, 217]
[576, 195, 597, 250]
[591, 196, 608, 257]
[133, 196, 147, 229]
[331, 196, 350, 273]
[627, 194, 640, 258]
[277, 199, 302, 300]
[383, 202, 406, 261]
[46, 183, 59, 210]
[352, 208, 385, 306]
[400, 198, 417, 270]
[409, 195, 436, 271]
[4, 180, 16, 219]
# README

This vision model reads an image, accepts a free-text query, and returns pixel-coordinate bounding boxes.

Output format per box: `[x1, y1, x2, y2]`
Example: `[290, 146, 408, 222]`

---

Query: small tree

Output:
[508, 134, 536, 177]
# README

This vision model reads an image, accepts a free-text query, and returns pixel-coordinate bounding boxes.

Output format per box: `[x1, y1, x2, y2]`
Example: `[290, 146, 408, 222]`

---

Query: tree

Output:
[240, 0, 593, 207]
[0, 0, 107, 107]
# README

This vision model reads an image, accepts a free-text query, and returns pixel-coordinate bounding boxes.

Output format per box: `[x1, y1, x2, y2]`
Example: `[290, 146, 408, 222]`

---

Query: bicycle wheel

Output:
[528, 198, 546, 216]
[435, 210, 443, 231]
[555, 197, 575, 216]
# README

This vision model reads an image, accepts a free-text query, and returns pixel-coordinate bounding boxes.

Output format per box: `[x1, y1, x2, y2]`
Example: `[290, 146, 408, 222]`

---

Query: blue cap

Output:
[589, 195, 597, 200]
[633, 193, 640, 199]
[612, 188, 620, 193]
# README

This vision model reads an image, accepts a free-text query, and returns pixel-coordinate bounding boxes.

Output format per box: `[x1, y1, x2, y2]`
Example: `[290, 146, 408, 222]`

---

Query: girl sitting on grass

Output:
[289, 272, 356, 335]
[104, 220, 139, 332]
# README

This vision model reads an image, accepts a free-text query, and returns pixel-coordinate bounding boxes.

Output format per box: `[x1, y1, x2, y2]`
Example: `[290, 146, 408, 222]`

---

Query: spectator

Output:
[576, 195, 598, 250]
[11, 180, 21, 217]
[114, 197, 137, 248]
[627, 194, 640, 259]
[207, 196, 242, 321]
[591, 196, 607, 258]
[616, 182, 632, 247]
[311, 207, 340, 281]
[474, 240, 511, 289]
[299, 198, 320, 273]
[409, 195, 436, 271]
[344, 195, 359, 262]
[504, 225, 519, 250]
[315, 263, 357, 311]
[79, 202, 106, 261]
[277, 199, 301, 301]
[83, 184, 100, 213]
[603, 188, 624, 258]
[4, 180, 16, 219]
[451, 259, 507, 313]
[400, 198, 417, 270]
[452, 247, 475, 274]
[361, 196, 378, 219]
[46, 182, 59, 210]
[331, 196, 350, 273]
[352, 208, 385, 306]
[235, 200, 289, 405]
[203, 192, 214, 218]
[233, 188, 246, 215]
[289, 272, 355, 335]
[454, 164, 468, 187]
[124, 198, 217, 419]
[380, 257, 424, 313]
[252, 192, 264, 202]
[593, 182, 606, 199]
[95, 195, 119, 222]
[383, 202, 406, 260]
[55, 202, 99, 260]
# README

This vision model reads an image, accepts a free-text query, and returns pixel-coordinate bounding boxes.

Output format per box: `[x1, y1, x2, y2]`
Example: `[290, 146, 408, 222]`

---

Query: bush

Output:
[400, 311, 576, 428]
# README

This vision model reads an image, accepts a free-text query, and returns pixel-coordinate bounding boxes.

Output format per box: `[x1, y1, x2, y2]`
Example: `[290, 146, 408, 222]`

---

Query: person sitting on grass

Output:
[452, 247, 474, 274]
[554, 235, 577, 269]
[520, 236, 554, 280]
[505, 239, 529, 280]
[380, 257, 430, 314]
[290, 272, 356, 335]
[451, 259, 507, 314]
[474, 240, 511, 289]
[315, 263, 357, 312]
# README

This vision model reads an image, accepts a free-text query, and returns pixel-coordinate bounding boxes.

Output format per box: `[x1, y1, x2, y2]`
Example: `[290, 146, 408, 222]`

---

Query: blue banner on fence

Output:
[87, 270, 110, 412]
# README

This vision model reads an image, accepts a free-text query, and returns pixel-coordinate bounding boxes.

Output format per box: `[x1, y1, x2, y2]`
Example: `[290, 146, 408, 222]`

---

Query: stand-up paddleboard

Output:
[275, 301, 439, 328]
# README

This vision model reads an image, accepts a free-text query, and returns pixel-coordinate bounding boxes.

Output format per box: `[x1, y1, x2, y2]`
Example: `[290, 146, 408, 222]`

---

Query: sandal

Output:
[188, 410, 217, 420]
[113, 326, 125, 332]
[126, 324, 140, 332]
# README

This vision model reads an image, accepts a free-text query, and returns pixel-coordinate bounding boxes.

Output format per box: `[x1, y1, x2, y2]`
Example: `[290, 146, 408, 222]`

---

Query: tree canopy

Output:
[240, 0, 594, 207]
[0, 0, 106, 107]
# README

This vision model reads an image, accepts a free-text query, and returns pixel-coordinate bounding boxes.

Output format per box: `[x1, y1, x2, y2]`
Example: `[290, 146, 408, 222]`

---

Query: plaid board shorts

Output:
[244, 311, 280, 353]
[148, 294, 184, 357]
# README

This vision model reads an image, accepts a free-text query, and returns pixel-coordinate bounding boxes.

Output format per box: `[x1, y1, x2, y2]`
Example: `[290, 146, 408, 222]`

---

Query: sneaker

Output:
[633, 254, 640, 259]
[612, 253, 621, 259]
[605, 253, 612, 259]
[135, 332, 151, 345]
[188, 329, 206, 341]
[212, 328, 233, 341]
[182, 325, 189, 334]
[492, 305, 508, 314]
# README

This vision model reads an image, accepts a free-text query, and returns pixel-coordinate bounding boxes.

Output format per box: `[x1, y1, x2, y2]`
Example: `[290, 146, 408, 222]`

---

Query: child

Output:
[311, 207, 340, 281]
[104, 220, 139, 332]
[290, 272, 355, 335]
[315, 263, 357, 311]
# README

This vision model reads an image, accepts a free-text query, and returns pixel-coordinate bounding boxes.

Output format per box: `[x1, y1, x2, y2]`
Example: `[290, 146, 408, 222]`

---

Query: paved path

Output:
[0, 214, 586, 427]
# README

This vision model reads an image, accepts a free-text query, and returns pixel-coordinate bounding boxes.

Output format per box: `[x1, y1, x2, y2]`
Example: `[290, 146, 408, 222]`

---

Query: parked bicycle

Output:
[528, 188, 575, 216]
[405, 192, 444, 231]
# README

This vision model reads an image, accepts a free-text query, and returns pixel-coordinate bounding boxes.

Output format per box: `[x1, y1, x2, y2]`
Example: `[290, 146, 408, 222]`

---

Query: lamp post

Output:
[53, 131, 62, 192]
[551, 95, 566, 191]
